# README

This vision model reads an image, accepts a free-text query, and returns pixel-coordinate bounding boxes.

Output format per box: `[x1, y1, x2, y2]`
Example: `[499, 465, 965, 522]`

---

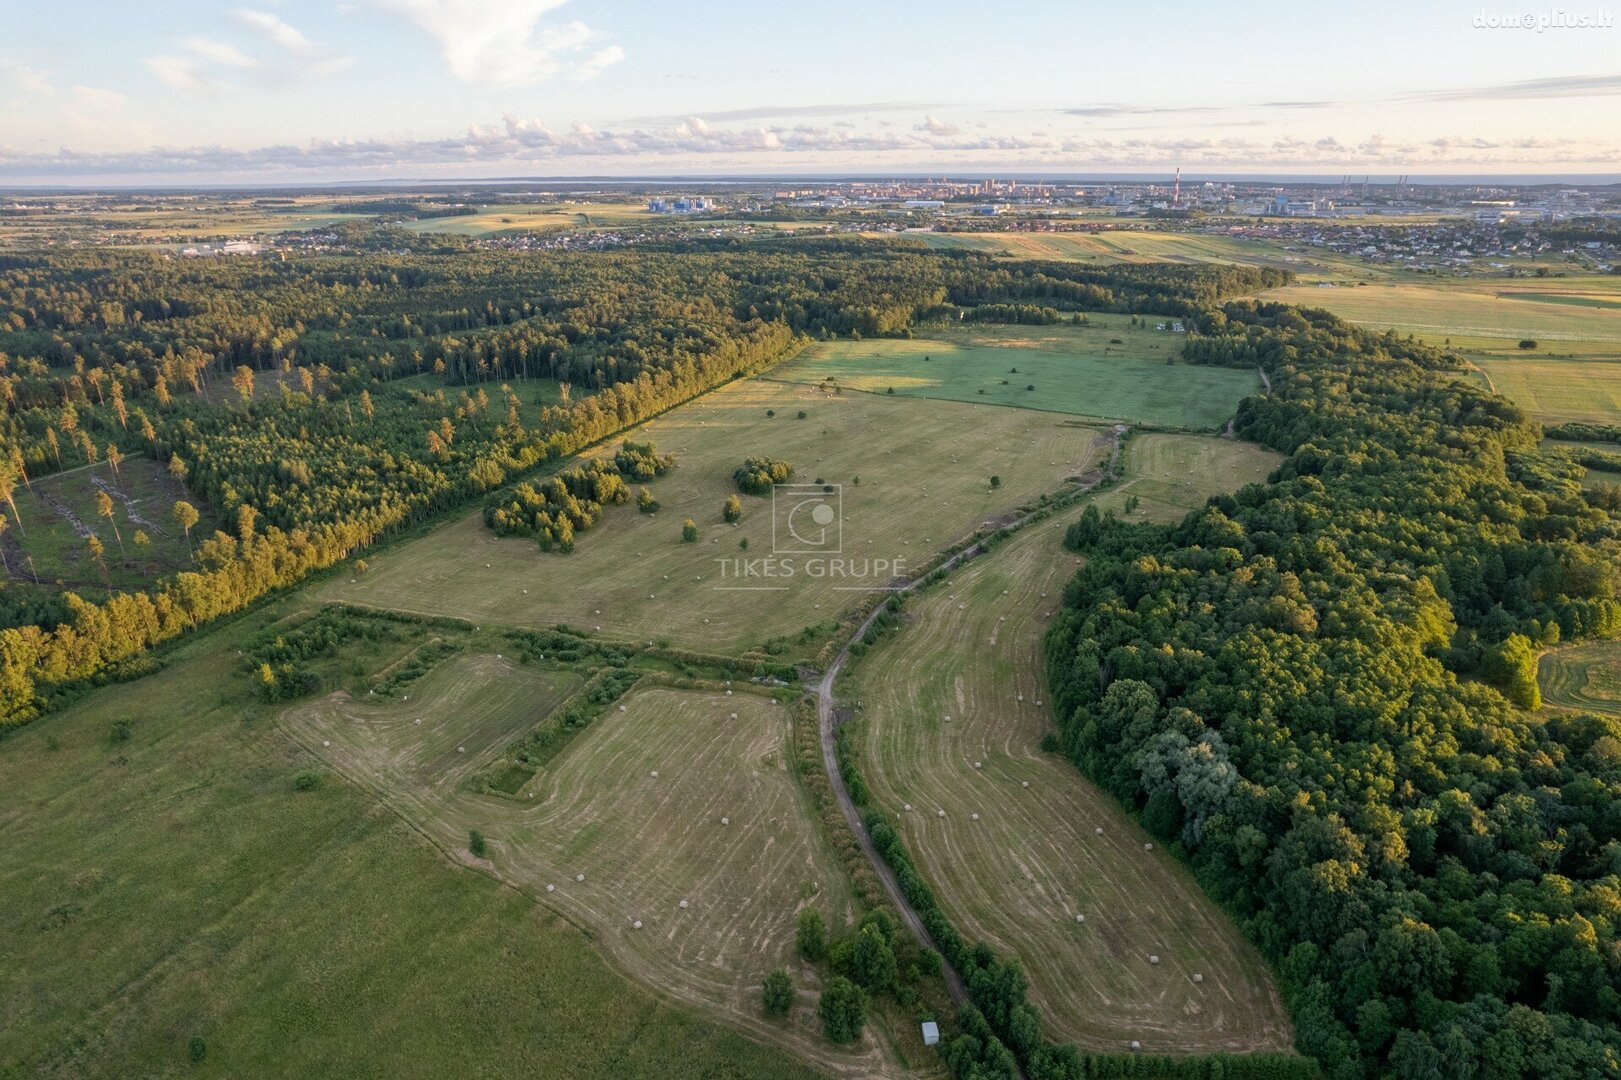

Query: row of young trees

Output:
[1049, 303, 1621, 1078]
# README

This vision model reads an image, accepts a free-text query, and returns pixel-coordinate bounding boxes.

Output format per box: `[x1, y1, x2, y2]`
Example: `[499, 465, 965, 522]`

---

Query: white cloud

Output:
[3, 62, 55, 96]
[370, 0, 622, 86]
[145, 10, 348, 96]
[918, 115, 960, 136]
[144, 55, 218, 95]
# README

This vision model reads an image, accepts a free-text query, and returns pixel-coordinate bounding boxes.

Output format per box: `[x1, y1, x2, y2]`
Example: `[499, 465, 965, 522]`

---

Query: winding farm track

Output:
[812, 429, 1124, 1014]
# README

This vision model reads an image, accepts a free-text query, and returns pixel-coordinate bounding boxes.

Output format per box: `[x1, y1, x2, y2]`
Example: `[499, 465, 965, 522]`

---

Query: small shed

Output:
[921, 1021, 940, 1047]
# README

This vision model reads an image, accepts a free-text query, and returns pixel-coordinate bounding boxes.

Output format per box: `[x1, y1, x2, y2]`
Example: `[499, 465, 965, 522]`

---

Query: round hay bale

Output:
[1075, 913, 1085, 923]
[546, 884, 555, 892]
[903, 803, 913, 811]
[1192, 973, 1204, 983]
[1149, 955, 1160, 965]
[1130, 1041, 1142, 1052]
[322, 740, 330, 747]
[1095, 827, 1104, 835]
[595, 609, 601, 614]
[576, 873, 586, 882]
[725, 690, 733, 696]
[415, 719, 422, 725]
[632, 920, 643, 929]
[974, 761, 983, 769]
[619, 705, 627, 712]
[720, 816, 730, 826]
[936, 809, 946, 818]
[650, 770, 659, 778]
[458, 746, 465, 753]
[971, 813, 980, 821]
[1144, 842, 1154, 851]
[1022, 780, 1030, 788]
[679, 899, 689, 909]
[730, 713, 738, 720]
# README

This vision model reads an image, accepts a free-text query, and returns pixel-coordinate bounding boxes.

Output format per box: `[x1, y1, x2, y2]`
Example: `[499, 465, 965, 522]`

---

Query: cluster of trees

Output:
[1049, 302, 1621, 1078]
[734, 456, 795, 496]
[483, 443, 674, 552]
[789, 904, 940, 1045]
[243, 606, 403, 701]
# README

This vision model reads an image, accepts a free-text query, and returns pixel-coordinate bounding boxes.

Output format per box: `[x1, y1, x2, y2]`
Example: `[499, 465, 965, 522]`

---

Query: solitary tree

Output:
[96, 490, 124, 555]
[990, 475, 1001, 489]
[86, 534, 108, 589]
[0, 465, 21, 536]
[681, 518, 699, 542]
[762, 969, 794, 1016]
[232, 365, 255, 407]
[172, 500, 200, 549]
[796, 908, 827, 961]
[723, 494, 743, 523]
[468, 829, 488, 858]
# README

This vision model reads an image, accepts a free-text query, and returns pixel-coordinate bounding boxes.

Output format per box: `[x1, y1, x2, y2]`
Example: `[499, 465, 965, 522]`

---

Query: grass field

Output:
[901, 230, 1343, 274]
[322, 380, 1111, 655]
[4, 455, 220, 593]
[0, 612, 824, 1080]
[1089, 433, 1283, 523]
[1540, 642, 1621, 716]
[403, 202, 657, 236]
[283, 673, 896, 1074]
[1472, 356, 1621, 425]
[846, 435, 1292, 1054]
[1261, 278, 1621, 368]
[778, 321, 1258, 429]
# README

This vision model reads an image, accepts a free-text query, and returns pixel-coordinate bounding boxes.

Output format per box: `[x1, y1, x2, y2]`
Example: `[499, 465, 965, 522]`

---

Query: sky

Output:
[2, 0, 1619, 184]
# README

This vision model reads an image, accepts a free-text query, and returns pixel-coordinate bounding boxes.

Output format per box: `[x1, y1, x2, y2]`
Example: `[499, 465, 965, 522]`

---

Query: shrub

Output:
[681, 519, 699, 542]
[293, 770, 321, 792]
[468, 829, 487, 858]
[723, 494, 743, 523]
[797, 907, 827, 961]
[762, 968, 794, 1016]
[1519, 338, 1538, 349]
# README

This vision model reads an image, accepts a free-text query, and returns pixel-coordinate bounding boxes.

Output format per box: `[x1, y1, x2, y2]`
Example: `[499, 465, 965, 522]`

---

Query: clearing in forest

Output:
[1540, 642, 1621, 716]
[282, 670, 889, 1075]
[322, 380, 1108, 655]
[847, 435, 1293, 1054]
[779, 320, 1258, 429]
[3, 455, 219, 594]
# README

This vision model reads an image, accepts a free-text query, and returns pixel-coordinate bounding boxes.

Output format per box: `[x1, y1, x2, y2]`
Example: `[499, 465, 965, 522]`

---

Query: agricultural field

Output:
[1088, 432, 1283, 523]
[323, 379, 1112, 655]
[901, 230, 1330, 273]
[1540, 642, 1621, 716]
[284, 674, 894, 1074]
[402, 201, 656, 236]
[0, 610, 821, 1080]
[3, 455, 219, 594]
[779, 320, 1259, 429]
[1472, 357, 1621, 425]
[1261, 278, 1621, 363]
[845, 435, 1293, 1054]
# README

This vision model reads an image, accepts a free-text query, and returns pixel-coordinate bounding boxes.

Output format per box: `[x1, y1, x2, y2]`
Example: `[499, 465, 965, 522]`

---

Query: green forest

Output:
[1050, 302, 1621, 1078]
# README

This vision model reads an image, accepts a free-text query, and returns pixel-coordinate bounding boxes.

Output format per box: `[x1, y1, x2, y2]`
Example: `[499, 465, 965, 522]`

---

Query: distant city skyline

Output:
[3, 0, 1619, 184]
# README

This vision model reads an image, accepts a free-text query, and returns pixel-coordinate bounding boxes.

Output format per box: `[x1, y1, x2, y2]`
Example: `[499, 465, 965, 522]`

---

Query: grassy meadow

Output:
[1540, 642, 1621, 716]
[284, 676, 894, 1074]
[779, 320, 1258, 429]
[0, 608, 826, 1080]
[845, 436, 1292, 1053]
[321, 380, 1111, 655]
